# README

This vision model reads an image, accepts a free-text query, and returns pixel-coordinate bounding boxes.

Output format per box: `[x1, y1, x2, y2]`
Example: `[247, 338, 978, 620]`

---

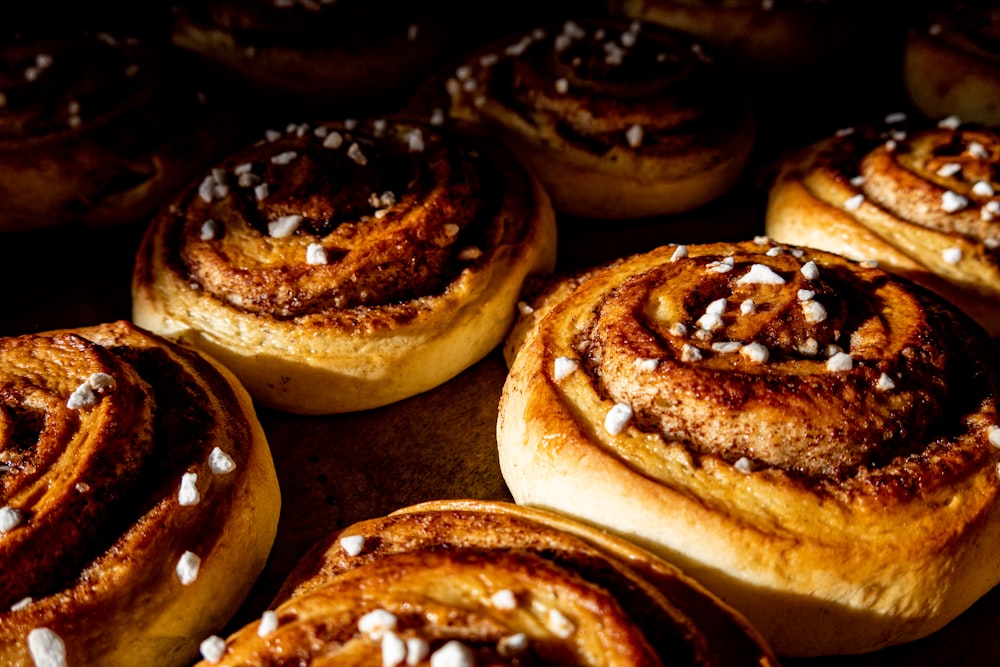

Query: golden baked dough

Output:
[133, 117, 556, 414]
[904, 3, 1000, 126]
[0, 320, 280, 667]
[0, 29, 246, 232]
[193, 499, 778, 666]
[766, 118, 1000, 337]
[497, 240, 1000, 656]
[413, 17, 755, 219]
[171, 0, 455, 116]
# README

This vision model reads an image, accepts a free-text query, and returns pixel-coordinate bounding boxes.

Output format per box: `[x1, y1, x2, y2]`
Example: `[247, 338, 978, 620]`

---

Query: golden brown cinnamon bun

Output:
[497, 239, 1000, 656]
[0, 320, 280, 667]
[193, 499, 778, 666]
[170, 0, 455, 116]
[132, 117, 556, 414]
[765, 116, 1000, 337]
[0, 29, 247, 233]
[412, 17, 755, 219]
[904, 2, 1000, 126]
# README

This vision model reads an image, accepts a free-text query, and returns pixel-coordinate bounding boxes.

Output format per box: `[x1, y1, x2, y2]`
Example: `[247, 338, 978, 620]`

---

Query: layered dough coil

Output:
[497, 240, 1000, 656]
[0, 29, 244, 232]
[171, 0, 454, 114]
[904, 2, 1000, 126]
[194, 499, 778, 666]
[0, 320, 280, 666]
[133, 117, 556, 414]
[423, 17, 755, 219]
[766, 118, 1000, 337]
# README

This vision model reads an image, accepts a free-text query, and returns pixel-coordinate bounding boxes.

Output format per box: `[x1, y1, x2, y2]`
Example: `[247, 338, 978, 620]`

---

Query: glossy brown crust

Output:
[415, 16, 754, 219]
[608, 0, 866, 74]
[0, 31, 246, 232]
[197, 500, 778, 666]
[497, 240, 1000, 656]
[0, 321, 280, 667]
[765, 120, 1000, 337]
[133, 118, 556, 414]
[904, 3, 1000, 126]
[171, 0, 453, 113]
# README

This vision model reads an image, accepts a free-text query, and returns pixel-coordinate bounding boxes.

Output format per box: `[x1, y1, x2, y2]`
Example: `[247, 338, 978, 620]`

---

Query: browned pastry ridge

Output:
[497, 239, 1000, 657]
[170, 0, 455, 114]
[133, 117, 556, 414]
[765, 117, 1000, 337]
[0, 29, 245, 232]
[904, 2, 1000, 126]
[414, 16, 755, 219]
[193, 499, 779, 666]
[0, 320, 280, 667]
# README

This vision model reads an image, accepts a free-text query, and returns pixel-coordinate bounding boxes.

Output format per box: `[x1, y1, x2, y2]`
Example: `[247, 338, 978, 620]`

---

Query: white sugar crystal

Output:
[66, 382, 96, 409]
[555, 77, 569, 94]
[359, 609, 397, 639]
[258, 610, 279, 637]
[178, 472, 200, 506]
[938, 115, 962, 130]
[497, 633, 528, 657]
[942, 191, 969, 212]
[625, 124, 643, 148]
[707, 257, 734, 273]
[270, 150, 298, 165]
[407, 638, 430, 665]
[87, 373, 114, 393]
[268, 215, 302, 238]
[553, 357, 579, 381]
[972, 181, 994, 197]
[765, 247, 784, 257]
[968, 142, 989, 159]
[740, 299, 756, 315]
[740, 343, 769, 363]
[736, 264, 785, 285]
[711, 341, 742, 354]
[347, 142, 368, 165]
[988, 426, 1000, 448]
[942, 247, 963, 264]
[669, 322, 688, 337]
[176, 551, 201, 585]
[373, 119, 387, 137]
[491, 589, 517, 610]
[801, 300, 828, 324]
[200, 635, 225, 663]
[696, 312, 723, 331]
[876, 373, 896, 391]
[884, 111, 907, 124]
[234, 162, 253, 175]
[27, 628, 66, 667]
[681, 344, 702, 362]
[340, 534, 365, 556]
[936, 163, 962, 178]
[800, 261, 820, 280]
[984, 201, 1000, 221]
[306, 243, 328, 265]
[429, 109, 445, 126]
[430, 641, 474, 667]
[850, 175, 865, 187]
[844, 193, 865, 211]
[197, 175, 215, 203]
[705, 298, 726, 315]
[835, 127, 855, 137]
[517, 301, 534, 316]
[254, 183, 270, 201]
[547, 608, 575, 638]
[324, 131, 344, 149]
[753, 235, 770, 245]
[635, 358, 659, 372]
[885, 139, 898, 151]
[0, 507, 22, 532]
[458, 246, 482, 260]
[670, 245, 688, 262]
[265, 129, 281, 142]
[826, 352, 853, 372]
[798, 338, 819, 356]
[604, 403, 633, 436]
[734, 456, 754, 473]
[208, 447, 236, 475]
[405, 128, 425, 153]
[200, 220, 219, 240]
[797, 289, 815, 301]
[382, 631, 407, 667]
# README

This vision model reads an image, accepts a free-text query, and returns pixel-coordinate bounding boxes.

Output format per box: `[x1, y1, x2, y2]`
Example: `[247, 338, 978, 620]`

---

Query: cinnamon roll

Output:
[132, 117, 556, 414]
[0, 320, 280, 666]
[170, 0, 455, 116]
[904, 2, 1000, 127]
[765, 116, 1000, 337]
[413, 17, 755, 219]
[0, 28, 247, 233]
[497, 239, 1000, 656]
[193, 499, 778, 666]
